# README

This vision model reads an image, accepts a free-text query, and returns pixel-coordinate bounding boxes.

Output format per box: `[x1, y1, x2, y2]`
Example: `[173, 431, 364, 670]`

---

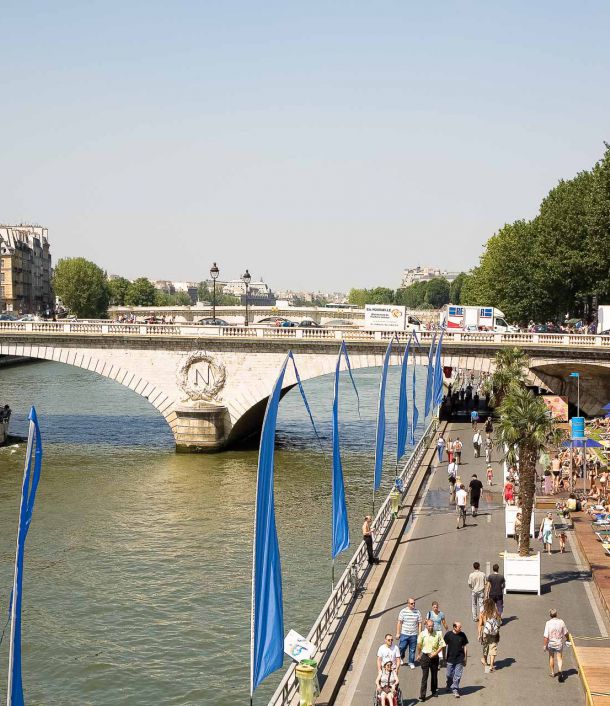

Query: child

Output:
[486, 465, 494, 486]
[556, 527, 567, 553]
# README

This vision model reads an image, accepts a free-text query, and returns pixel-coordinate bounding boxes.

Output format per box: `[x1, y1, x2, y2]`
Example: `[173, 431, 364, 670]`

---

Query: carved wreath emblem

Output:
[177, 351, 226, 401]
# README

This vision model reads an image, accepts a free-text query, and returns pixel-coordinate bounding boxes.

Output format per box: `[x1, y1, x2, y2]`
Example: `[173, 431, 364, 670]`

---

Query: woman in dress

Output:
[539, 512, 554, 555]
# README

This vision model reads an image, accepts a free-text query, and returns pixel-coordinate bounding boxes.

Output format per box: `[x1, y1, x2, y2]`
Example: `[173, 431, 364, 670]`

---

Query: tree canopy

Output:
[53, 257, 110, 318]
[108, 276, 131, 306]
[462, 143, 610, 323]
[125, 277, 156, 306]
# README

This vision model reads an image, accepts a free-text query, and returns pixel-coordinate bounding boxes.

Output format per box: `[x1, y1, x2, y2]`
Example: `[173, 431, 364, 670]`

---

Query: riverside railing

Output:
[0, 320, 610, 348]
[267, 417, 438, 706]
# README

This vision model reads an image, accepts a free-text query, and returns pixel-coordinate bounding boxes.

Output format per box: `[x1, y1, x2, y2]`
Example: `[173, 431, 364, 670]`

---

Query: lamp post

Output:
[242, 269, 251, 327]
[570, 371, 583, 491]
[210, 262, 219, 323]
[570, 371, 580, 419]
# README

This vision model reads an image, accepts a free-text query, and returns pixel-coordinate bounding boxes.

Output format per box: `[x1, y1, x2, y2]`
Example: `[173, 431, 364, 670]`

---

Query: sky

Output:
[1, 1, 609, 291]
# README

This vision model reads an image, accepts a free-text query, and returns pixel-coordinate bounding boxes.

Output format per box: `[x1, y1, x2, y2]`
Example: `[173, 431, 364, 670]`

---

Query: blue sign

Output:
[571, 416, 585, 439]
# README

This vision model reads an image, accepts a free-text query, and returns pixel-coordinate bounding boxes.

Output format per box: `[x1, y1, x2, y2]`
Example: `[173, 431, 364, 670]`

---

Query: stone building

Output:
[0, 225, 53, 314]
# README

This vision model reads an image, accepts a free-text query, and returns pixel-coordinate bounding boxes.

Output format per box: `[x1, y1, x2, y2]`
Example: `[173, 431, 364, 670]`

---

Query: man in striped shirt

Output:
[396, 597, 422, 668]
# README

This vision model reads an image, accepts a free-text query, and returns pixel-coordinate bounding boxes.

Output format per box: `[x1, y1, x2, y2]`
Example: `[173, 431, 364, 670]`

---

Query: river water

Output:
[0, 360, 426, 705]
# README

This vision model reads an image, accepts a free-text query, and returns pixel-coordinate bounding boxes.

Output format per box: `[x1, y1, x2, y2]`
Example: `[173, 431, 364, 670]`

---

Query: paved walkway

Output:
[335, 421, 608, 706]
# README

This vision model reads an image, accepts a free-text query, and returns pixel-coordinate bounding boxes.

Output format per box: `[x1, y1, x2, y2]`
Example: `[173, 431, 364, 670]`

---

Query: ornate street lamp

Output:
[210, 262, 219, 323]
[242, 269, 251, 327]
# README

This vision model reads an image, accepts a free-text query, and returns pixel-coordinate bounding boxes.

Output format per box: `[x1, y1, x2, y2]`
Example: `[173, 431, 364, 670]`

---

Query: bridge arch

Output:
[0, 343, 179, 438]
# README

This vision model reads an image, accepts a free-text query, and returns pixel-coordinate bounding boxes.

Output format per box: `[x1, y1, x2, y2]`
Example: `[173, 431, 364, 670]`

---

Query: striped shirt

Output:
[398, 607, 421, 636]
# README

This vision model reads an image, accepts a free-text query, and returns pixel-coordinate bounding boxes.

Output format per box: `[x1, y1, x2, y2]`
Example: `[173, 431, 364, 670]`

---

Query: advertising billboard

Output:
[364, 304, 406, 331]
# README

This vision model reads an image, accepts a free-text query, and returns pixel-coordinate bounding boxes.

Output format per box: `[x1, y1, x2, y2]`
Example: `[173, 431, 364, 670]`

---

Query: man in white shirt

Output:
[472, 430, 482, 458]
[377, 633, 400, 673]
[543, 608, 569, 682]
[456, 484, 468, 529]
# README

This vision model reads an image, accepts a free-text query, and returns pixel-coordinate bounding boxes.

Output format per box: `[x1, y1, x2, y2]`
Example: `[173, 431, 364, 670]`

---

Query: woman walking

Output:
[539, 512, 554, 555]
[478, 598, 501, 673]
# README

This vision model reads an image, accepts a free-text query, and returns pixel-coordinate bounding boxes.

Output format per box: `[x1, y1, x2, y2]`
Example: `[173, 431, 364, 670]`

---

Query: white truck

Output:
[597, 305, 610, 334]
[364, 304, 422, 331]
[440, 304, 517, 333]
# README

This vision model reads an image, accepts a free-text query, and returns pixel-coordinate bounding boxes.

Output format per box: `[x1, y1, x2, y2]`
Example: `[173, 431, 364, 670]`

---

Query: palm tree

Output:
[488, 347, 530, 407]
[497, 385, 554, 555]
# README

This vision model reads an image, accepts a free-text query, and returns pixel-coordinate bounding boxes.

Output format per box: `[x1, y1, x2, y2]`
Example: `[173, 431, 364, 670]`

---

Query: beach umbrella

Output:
[561, 439, 603, 448]
[603, 403, 610, 411]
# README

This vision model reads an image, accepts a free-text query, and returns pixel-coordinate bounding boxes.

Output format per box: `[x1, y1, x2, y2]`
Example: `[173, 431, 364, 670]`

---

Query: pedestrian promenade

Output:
[335, 421, 608, 706]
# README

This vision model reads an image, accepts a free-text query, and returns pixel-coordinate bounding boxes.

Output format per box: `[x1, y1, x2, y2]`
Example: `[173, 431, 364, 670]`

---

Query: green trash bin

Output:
[296, 659, 319, 705]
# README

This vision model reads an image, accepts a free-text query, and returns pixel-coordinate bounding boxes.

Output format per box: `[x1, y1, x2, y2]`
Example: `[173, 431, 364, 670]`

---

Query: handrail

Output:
[0, 321, 609, 348]
[267, 417, 438, 706]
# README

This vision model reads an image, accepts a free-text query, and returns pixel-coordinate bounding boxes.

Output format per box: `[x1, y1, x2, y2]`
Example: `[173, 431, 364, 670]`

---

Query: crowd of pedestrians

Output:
[372, 414, 573, 703]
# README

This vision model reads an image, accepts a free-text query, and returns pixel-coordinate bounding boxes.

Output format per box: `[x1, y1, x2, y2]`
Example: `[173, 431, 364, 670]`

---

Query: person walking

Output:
[417, 619, 445, 702]
[543, 608, 569, 682]
[478, 598, 501, 673]
[454, 438, 463, 465]
[444, 622, 468, 699]
[485, 416, 494, 434]
[472, 430, 482, 458]
[485, 564, 505, 618]
[456, 484, 468, 529]
[467, 562, 486, 622]
[377, 634, 400, 674]
[469, 474, 483, 517]
[471, 408, 479, 430]
[486, 464, 494, 486]
[426, 601, 449, 663]
[448, 459, 458, 503]
[396, 597, 422, 669]
[447, 436, 454, 464]
[484, 433, 493, 463]
[436, 433, 446, 464]
[514, 512, 523, 551]
[539, 512, 555, 555]
[363, 515, 379, 565]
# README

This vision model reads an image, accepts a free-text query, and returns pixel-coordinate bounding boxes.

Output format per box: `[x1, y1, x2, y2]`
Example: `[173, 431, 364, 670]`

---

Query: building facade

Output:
[400, 266, 460, 288]
[0, 225, 53, 314]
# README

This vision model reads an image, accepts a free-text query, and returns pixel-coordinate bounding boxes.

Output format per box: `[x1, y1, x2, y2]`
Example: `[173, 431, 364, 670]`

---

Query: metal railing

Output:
[1, 321, 610, 349]
[267, 417, 438, 706]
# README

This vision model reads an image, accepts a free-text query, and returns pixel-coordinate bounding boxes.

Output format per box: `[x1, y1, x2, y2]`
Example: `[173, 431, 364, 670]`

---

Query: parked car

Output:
[17, 314, 40, 322]
[256, 316, 294, 326]
[298, 319, 322, 328]
[196, 317, 230, 326]
[322, 319, 356, 328]
[0, 313, 17, 321]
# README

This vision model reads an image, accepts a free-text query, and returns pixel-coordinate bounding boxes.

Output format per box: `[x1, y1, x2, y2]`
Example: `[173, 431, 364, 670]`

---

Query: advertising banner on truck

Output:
[364, 304, 406, 330]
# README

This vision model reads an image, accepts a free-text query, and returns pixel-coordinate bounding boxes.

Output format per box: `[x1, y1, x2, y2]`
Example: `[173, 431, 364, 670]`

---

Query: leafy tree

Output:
[396, 281, 428, 308]
[585, 144, 610, 301]
[497, 385, 554, 556]
[449, 273, 468, 304]
[489, 347, 529, 406]
[348, 288, 370, 306]
[367, 287, 395, 304]
[52, 257, 110, 318]
[108, 276, 131, 306]
[424, 277, 450, 308]
[125, 277, 156, 306]
[173, 291, 192, 305]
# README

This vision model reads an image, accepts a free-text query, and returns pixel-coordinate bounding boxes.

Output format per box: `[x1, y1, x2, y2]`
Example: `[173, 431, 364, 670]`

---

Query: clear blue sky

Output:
[1, 1, 609, 291]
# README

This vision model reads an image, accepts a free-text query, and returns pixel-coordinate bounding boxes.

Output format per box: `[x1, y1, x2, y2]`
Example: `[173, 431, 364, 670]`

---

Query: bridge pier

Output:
[172, 403, 231, 453]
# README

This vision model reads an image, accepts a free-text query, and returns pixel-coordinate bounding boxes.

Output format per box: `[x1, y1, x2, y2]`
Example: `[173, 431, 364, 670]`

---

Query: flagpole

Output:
[7, 417, 35, 706]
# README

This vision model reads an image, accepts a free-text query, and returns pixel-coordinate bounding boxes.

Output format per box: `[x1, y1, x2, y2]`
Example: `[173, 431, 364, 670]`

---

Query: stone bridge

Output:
[1, 321, 610, 451]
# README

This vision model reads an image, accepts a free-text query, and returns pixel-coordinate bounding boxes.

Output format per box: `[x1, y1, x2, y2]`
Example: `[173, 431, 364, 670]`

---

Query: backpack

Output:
[483, 617, 500, 637]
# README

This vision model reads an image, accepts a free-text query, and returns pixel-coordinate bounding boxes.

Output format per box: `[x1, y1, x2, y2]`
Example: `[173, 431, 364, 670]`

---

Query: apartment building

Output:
[0, 225, 53, 314]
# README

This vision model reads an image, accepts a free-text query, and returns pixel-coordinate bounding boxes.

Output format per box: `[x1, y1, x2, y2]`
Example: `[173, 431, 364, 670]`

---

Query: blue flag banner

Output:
[250, 352, 320, 695]
[433, 329, 446, 407]
[409, 342, 419, 445]
[396, 336, 412, 463]
[374, 339, 394, 491]
[424, 331, 438, 418]
[332, 341, 359, 559]
[8, 407, 43, 706]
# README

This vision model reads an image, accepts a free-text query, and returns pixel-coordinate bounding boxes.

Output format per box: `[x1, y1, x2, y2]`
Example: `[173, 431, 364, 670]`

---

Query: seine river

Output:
[0, 360, 426, 705]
